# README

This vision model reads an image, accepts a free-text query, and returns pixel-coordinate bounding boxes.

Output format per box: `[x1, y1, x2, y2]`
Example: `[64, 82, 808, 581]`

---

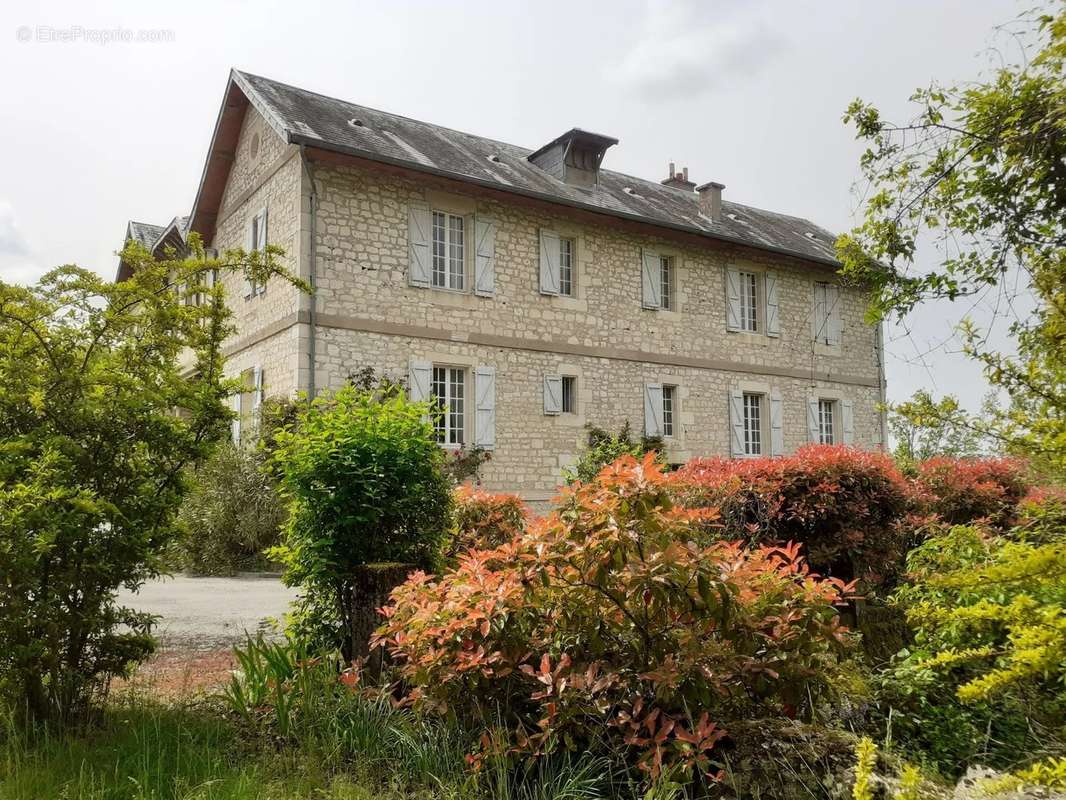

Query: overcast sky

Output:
[0, 0, 1030, 407]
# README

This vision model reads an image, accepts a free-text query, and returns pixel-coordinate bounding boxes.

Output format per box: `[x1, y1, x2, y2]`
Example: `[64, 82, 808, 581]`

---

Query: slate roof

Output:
[126, 220, 166, 249]
[230, 70, 841, 267]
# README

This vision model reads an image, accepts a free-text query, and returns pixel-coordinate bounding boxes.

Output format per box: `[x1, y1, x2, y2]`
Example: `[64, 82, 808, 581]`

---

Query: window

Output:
[559, 238, 574, 296]
[659, 256, 674, 310]
[432, 211, 465, 290]
[662, 385, 677, 436]
[818, 399, 836, 445]
[739, 271, 758, 332]
[561, 375, 576, 413]
[431, 365, 466, 446]
[246, 208, 268, 298]
[743, 392, 763, 455]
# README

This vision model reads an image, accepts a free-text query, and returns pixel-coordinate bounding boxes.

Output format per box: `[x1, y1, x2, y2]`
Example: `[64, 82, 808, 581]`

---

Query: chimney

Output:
[696, 181, 725, 221]
[661, 162, 696, 191]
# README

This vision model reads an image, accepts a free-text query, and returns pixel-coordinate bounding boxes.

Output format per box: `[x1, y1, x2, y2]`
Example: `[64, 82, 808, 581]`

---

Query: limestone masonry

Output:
[123, 70, 887, 509]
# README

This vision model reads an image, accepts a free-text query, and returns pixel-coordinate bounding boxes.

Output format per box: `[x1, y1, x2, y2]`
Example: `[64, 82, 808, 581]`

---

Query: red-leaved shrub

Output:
[446, 485, 526, 558]
[911, 456, 1030, 527]
[673, 445, 912, 587]
[374, 455, 855, 781]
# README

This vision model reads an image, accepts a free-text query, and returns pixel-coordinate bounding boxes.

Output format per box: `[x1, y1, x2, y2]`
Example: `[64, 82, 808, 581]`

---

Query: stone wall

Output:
[205, 115, 886, 503]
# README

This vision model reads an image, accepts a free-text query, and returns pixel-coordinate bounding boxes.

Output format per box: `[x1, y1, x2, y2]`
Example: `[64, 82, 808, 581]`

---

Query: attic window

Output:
[249, 133, 260, 159]
[804, 231, 817, 239]
[623, 187, 641, 197]
[726, 212, 739, 221]
[348, 118, 364, 128]
[487, 153, 501, 163]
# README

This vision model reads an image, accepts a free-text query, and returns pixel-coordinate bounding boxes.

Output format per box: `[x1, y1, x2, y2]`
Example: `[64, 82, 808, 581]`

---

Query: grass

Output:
[0, 696, 416, 800]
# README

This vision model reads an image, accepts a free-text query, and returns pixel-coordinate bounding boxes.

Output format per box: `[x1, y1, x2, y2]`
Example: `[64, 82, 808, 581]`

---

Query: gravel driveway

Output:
[117, 574, 301, 651]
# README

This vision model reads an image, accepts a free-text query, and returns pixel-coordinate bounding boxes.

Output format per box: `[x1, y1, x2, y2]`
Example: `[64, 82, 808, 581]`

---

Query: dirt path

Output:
[116, 574, 301, 697]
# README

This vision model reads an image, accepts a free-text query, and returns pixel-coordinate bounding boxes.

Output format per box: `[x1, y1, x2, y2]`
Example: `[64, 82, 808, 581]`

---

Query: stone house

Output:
[123, 69, 887, 508]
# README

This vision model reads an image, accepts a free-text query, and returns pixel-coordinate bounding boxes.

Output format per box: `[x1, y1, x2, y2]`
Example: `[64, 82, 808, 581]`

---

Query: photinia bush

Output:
[445, 485, 526, 560]
[911, 456, 1030, 527]
[673, 445, 913, 587]
[373, 454, 856, 783]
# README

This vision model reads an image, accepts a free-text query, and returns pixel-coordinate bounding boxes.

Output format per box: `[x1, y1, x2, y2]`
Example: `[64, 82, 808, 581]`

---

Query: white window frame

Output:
[739, 271, 759, 332]
[558, 237, 575, 297]
[431, 210, 466, 291]
[742, 392, 764, 456]
[431, 364, 467, 447]
[662, 384, 677, 437]
[659, 255, 674, 311]
[818, 398, 836, 445]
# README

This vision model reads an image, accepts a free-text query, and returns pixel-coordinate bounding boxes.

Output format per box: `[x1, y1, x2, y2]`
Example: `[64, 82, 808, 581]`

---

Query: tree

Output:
[0, 235, 300, 723]
[837, 4, 1066, 476]
[269, 382, 452, 658]
[888, 389, 993, 466]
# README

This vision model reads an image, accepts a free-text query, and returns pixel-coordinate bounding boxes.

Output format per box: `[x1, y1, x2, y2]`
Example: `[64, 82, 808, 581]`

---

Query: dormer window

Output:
[527, 128, 618, 188]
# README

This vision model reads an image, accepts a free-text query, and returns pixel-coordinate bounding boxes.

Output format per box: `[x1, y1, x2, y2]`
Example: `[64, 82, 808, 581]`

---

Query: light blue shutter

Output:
[729, 389, 744, 456]
[765, 271, 780, 337]
[408, 203, 432, 288]
[644, 383, 664, 438]
[255, 208, 268, 295]
[769, 389, 784, 455]
[243, 216, 255, 299]
[475, 366, 496, 450]
[807, 396, 820, 442]
[474, 216, 496, 297]
[544, 375, 562, 415]
[230, 392, 241, 444]
[725, 268, 741, 331]
[252, 367, 263, 431]
[408, 360, 432, 402]
[826, 284, 843, 346]
[641, 249, 661, 309]
[842, 398, 855, 445]
[539, 229, 559, 295]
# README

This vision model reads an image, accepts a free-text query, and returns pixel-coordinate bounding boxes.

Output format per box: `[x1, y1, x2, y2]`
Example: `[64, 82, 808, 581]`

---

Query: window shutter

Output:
[826, 284, 843, 346]
[765, 271, 780, 337]
[243, 216, 255, 299]
[812, 283, 827, 342]
[807, 396, 820, 442]
[769, 389, 784, 455]
[539, 229, 560, 295]
[725, 268, 741, 331]
[255, 208, 268, 295]
[644, 383, 664, 438]
[252, 367, 263, 429]
[729, 389, 745, 457]
[474, 215, 496, 297]
[641, 249, 661, 309]
[230, 393, 241, 444]
[408, 359, 432, 402]
[408, 202, 432, 288]
[475, 365, 496, 450]
[842, 398, 855, 445]
[544, 375, 563, 415]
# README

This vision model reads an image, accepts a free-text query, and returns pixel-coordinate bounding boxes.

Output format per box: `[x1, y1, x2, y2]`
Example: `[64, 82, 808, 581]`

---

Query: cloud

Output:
[610, 0, 786, 101]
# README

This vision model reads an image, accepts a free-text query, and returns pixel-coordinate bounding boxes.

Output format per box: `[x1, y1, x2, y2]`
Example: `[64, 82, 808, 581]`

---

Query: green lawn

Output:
[0, 698, 411, 800]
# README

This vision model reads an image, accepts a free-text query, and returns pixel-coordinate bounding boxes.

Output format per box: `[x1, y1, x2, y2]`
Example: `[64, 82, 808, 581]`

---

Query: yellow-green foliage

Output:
[895, 764, 923, 800]
[981, 756, 1066, 795]
[852, 737, 877, 800]
[893, 516, 1066, 705]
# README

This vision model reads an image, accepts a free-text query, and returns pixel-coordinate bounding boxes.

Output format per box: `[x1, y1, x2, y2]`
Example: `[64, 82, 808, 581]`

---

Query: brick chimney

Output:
[696, 181, 725, 221]
[661, 162, 696, 191]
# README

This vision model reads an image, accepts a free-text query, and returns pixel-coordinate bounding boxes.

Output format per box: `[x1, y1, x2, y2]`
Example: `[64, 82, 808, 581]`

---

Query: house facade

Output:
[125, 70, 887, 508]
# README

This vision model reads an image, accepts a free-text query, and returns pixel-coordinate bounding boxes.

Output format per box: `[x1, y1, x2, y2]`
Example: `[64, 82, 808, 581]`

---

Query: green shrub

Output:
[566, 422, 662, 485]
[269, 383, 452, 657]
[176, 444, 285, 575]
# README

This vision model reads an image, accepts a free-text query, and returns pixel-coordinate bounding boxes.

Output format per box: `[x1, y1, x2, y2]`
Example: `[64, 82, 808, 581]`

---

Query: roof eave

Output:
[290, 132, 841, 269]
